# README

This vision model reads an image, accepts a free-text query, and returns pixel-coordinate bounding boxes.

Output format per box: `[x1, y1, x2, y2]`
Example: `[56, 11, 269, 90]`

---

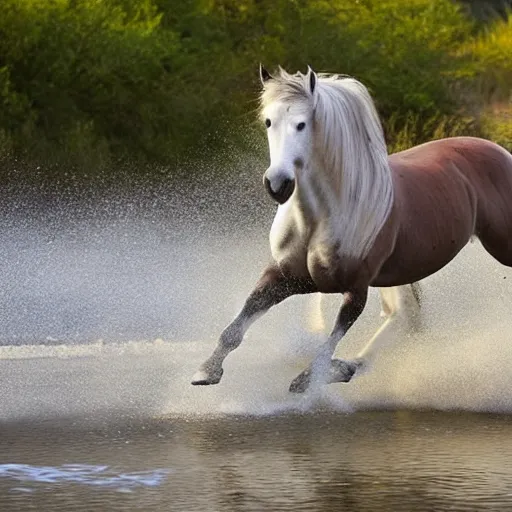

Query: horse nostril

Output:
[272, 178, 295, 204]
[277, 178, 295, 203]
[264, 176, 273, 197]
[264, 175, 295, 204]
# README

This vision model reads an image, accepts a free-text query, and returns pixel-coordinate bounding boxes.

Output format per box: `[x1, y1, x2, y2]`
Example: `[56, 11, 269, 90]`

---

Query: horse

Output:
[192, 65, 512, 393]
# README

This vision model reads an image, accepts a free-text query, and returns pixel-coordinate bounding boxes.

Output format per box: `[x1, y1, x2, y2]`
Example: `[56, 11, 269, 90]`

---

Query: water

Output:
[2, 412, 512, 511]
[2, 164, 512, 510]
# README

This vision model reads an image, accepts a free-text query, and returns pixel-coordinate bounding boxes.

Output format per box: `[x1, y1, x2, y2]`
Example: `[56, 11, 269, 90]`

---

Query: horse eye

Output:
[297, 122, 306, 131]
[265, 119, 271, 128]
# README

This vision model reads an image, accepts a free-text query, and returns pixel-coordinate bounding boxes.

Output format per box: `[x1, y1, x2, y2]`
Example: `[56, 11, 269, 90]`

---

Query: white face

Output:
[263, 100, 314, 204]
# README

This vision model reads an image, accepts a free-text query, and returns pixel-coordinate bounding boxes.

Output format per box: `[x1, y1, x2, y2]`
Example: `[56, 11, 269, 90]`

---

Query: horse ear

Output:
[307, 65, 317, 95]
[259, 64, 273, 85]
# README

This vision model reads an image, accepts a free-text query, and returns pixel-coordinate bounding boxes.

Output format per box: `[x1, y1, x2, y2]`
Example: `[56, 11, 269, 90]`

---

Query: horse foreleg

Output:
[191, 264, 317, 386]
[289, 288, 368, 393]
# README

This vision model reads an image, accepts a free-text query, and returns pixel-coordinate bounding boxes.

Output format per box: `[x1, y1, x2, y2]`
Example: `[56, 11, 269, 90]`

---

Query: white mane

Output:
[261, 70, 394, 260]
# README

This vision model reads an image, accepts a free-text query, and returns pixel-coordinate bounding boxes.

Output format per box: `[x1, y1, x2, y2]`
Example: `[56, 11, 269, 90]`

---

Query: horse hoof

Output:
[191, 367, 223, 386]
[289, 370, 311, 394]
[328, 359, 358, 383]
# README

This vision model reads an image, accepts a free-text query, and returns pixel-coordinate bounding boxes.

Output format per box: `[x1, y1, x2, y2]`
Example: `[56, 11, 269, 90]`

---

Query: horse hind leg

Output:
[307, 283, 422, 336]
[356, 284, 422, 368]
[307, 293, 329, 333]
[476, 178, 512, 267]
[379, 283, 422, 331]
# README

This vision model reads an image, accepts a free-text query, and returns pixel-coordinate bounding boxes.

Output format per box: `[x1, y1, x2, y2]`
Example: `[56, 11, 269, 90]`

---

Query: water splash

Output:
[0, 464, 171, 492]
[1, 154, 512, 421]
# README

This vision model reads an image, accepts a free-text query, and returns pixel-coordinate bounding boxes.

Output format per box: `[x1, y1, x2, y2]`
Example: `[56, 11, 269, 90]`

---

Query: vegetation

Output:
[0, 0, 510, 181]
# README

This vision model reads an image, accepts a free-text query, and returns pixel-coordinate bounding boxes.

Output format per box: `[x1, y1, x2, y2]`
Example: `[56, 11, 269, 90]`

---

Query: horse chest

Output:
[269, 203, 309, 274]
[269, 207, 351, 287]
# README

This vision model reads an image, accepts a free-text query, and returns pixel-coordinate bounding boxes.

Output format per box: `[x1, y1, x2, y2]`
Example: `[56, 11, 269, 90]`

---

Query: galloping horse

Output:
[192, 66, 512, 393]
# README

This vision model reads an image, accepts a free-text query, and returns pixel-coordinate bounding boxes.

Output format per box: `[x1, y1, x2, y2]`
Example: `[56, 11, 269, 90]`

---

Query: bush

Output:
[0, 0, 221, 169]
[481, 105, 512, 150]
[161, 0, 478, 150]
[264, 0, 476, 147]
[0, 0, 509, 179]
[461, 0, 512, 22]
[462, 15, 512, 102]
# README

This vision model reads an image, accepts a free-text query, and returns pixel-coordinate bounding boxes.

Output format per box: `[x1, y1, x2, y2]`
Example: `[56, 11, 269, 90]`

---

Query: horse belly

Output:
[373, 237, 469, 286]
[373, 207, 474, 286]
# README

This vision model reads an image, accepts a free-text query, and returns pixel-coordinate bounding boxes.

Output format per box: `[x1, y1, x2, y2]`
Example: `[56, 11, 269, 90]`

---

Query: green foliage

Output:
[386, 112, 479, 153]
[156, 0, 480, 151]
[0, 0, 182, 162]
[460, 0, 512, 23]
[481, 105, 512, 151]
[0, 0, 510, 177]
[461, 15, 512, 101]
[259, 0, 476, 147]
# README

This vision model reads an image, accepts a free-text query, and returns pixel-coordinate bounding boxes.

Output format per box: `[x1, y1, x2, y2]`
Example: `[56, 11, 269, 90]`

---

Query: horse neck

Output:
[298, 136, 394, 260]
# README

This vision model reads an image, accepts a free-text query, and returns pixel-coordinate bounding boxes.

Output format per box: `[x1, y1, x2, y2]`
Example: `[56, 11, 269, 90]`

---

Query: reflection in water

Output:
[1, 412, 512, 511]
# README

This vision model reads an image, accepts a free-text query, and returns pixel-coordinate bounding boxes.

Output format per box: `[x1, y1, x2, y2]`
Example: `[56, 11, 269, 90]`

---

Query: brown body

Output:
[375, 137, 512, 286]
[306, 137, 512, 293]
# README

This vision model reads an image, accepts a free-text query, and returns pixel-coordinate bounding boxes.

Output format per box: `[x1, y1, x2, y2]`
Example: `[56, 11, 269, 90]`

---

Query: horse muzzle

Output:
[263, 176, 295, 204]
